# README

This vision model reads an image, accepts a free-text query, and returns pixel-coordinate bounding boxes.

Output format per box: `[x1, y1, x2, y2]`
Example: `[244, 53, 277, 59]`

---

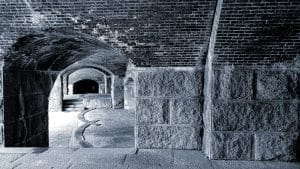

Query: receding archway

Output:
[73, 79, 99, 94]
[3, 29, 128, 147]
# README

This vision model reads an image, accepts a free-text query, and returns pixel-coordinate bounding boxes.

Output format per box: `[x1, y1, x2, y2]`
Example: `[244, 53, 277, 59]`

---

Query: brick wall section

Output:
[214, 0, 300, 65]
[0, 0, 216, 67]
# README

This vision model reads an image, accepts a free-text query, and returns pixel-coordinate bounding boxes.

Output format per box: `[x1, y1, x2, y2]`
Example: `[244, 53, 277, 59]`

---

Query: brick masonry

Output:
[214, 0, 300, 66]
[0, 0, 299, 162]
[0, 0, 216, 67]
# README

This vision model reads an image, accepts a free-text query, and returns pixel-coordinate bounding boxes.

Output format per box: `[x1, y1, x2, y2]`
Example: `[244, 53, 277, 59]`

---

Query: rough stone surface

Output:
[83, 96, 112, 109]
[256, 71, 290, 100]
[252, 102, 298, 132]
[213, 68, 253, 100]
[137, 70, 202, 97]
[212, 102, 298, 132]
[171, 126, 201, 150]
[170, 98, 202, 125]
[212, 102, 254, 131]
[136, 99, 169, 124]
[112, 76, 124, 109]
[211, 132, 252, 160]
[137, 125, 172, 149]
[254, 132, 299, 161]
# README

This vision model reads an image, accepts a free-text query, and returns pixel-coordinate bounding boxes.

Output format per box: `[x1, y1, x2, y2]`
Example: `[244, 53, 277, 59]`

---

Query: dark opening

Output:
[73, 79, 99, 94]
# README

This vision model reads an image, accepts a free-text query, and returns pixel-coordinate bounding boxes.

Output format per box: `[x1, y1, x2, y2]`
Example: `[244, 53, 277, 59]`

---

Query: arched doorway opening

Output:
[73, 79, 99, 94]
[2, 29, 134, 148]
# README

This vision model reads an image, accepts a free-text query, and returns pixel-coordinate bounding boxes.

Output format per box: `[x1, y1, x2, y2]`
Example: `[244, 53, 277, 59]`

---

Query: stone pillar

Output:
[111, 75, 124, 109]
[104, 75, 108, 94]
[0, 66, 3, 147]
[205, 66, 299, 161]
[135, 68, 204, 150]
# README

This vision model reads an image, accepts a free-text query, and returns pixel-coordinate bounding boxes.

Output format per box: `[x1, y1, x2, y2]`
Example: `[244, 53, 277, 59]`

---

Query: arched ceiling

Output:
[4, 29, 128, 76]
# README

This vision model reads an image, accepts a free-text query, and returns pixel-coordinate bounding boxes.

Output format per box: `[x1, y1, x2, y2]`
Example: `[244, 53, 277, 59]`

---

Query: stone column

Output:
[135, 68, 204, 150]
[111, 75, 124, 109]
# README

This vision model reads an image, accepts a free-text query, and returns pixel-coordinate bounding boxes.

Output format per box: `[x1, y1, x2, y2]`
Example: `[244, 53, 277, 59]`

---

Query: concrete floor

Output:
[3, 109, 300, 169]
[49, 108, 135, 148]
[0, 148, 299, 169]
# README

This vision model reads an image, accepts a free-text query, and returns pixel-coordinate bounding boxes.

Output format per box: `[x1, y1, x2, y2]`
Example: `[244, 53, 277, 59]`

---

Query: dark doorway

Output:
[73, 79, 99, 94]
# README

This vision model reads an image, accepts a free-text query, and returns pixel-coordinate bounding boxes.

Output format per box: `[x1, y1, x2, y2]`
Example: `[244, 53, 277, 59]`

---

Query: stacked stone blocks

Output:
[210, 66, 299, 161]
[136, 69, 204, 150]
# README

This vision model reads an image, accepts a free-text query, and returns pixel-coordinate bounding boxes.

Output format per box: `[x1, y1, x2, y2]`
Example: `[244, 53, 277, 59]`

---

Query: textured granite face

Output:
[254, 132, 299, 161]
[205, 67, 300, 161]
[213, 68, 253, 100]
[136, 69, 204, 150]
[170, 98, 202, 125]
[136, 99, 169, 124]
[83, 96, 112, 109]
[137, 70, 202, 97]
[211, 132, 252, 160]
[112, 76, 124, 109]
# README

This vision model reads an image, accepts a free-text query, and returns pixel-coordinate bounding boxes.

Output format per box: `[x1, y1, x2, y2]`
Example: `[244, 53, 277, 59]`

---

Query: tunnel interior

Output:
[3, 29, 131, 147]
[73, 79, 99, 94]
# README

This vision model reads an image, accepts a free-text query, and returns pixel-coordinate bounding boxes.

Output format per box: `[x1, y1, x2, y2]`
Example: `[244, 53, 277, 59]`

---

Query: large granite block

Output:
[212, 102, 254, 131]
[83, 97, 112, 109]
[137, 125, 172, 149]
[211, 132, 252, 160]
[171, 126, 202, 149]
[253, 102, 298, 132]
[213, 69, 253, 100]
[254, 132, 299, 161]
[137, 70, 202, 97]
[213, 102, 298, 132]
[170, 98, 202, 125]
[136, 99, 169, 124]
[256, 71, 291, 100]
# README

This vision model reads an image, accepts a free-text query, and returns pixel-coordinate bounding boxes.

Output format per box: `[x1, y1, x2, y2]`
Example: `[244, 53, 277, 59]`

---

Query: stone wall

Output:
[124, 79, 135, 110]
[204, 65, 300, 161]
[49, 74, 62, 112]
[83, 95, 112, 109]
[136, 68, 204, 149]
[3, 69, 58, 146]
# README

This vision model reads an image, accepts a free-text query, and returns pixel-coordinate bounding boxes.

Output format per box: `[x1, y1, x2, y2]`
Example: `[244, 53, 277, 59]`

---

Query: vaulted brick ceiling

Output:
[4, 29, 127, 75]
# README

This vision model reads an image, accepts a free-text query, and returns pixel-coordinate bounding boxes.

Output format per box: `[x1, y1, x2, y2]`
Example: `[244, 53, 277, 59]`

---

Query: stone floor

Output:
[0, 148, 299, 169]
[49, 108, 135, 148]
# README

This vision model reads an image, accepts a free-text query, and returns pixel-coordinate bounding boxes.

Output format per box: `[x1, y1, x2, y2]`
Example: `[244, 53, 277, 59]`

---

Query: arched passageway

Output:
[3, 29, 131, 147]
[73, 79, 99, 94]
